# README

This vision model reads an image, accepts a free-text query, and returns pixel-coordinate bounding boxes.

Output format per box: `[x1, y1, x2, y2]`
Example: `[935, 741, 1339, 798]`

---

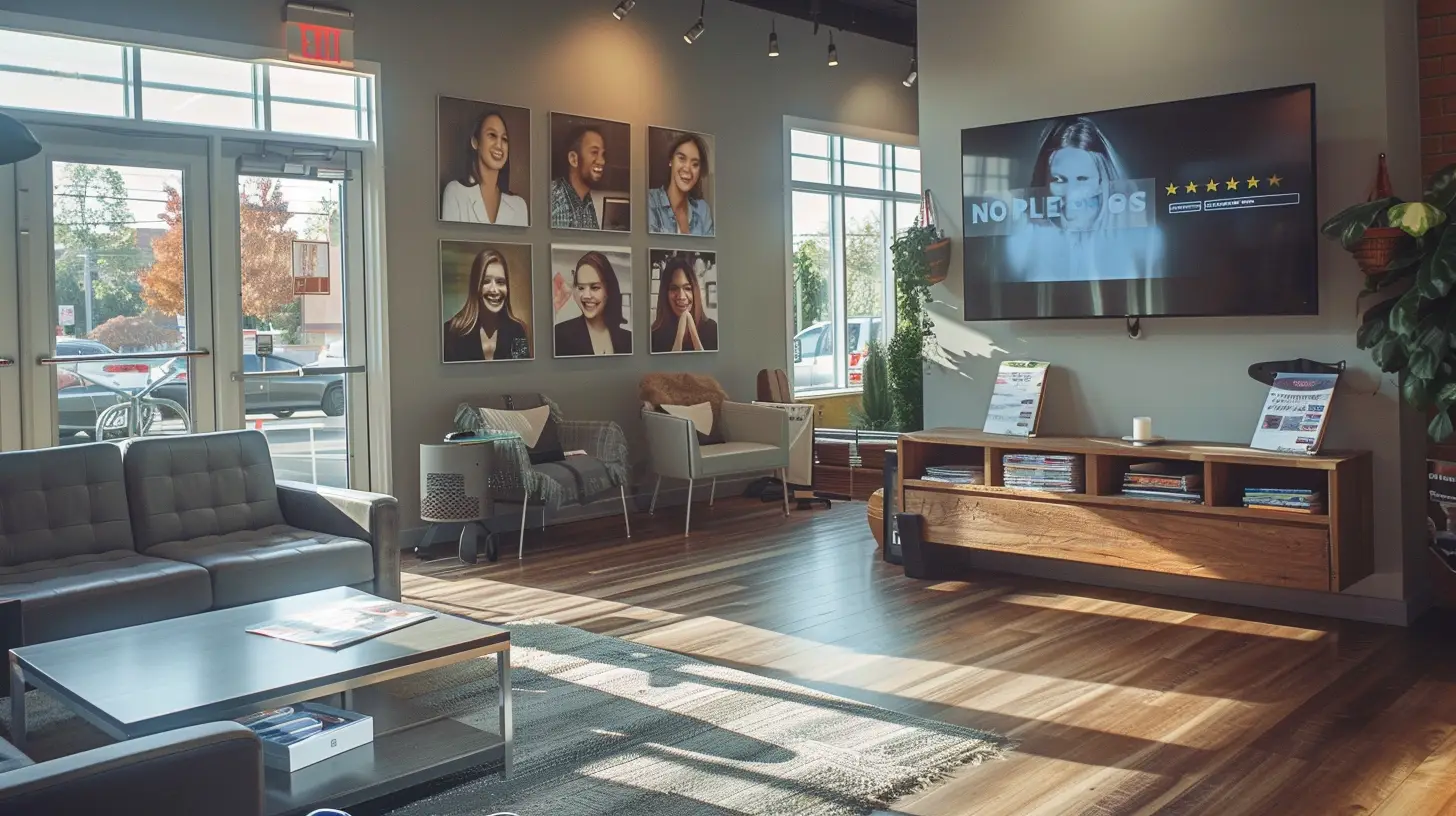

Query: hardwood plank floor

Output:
[402, 497, 1456, 815]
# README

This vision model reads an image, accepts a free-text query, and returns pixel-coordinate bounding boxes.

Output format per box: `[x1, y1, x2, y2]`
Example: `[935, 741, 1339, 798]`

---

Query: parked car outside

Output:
[792, 317, 883, 391]
[153, 353, 345, 418]
[54, 337, 156, 392]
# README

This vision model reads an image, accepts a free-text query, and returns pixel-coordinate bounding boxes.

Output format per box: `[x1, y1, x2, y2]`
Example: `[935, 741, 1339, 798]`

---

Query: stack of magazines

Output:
[1243, 488, 1324, 514]
[1121, 462, 1203, 504]
[922, 464, 986, 485]
[1002, 453, 1084, 493]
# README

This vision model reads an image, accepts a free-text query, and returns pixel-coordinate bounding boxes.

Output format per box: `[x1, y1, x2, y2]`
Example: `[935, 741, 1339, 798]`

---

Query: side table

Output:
[419, 432, 518, 563]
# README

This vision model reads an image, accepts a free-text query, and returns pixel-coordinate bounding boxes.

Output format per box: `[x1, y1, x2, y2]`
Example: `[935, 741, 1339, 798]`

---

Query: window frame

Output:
[784, 119, 919, 398]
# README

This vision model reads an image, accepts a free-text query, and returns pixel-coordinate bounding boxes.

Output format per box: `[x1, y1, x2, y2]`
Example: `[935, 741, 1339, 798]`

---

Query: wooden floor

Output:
[403, 497, 1456, 816]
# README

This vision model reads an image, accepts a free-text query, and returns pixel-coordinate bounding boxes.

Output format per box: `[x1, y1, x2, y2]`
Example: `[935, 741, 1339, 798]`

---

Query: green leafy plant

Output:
[889, 221, 938, 432]
[851, 340, 896, 431]
[1324, 164, 1456, 440]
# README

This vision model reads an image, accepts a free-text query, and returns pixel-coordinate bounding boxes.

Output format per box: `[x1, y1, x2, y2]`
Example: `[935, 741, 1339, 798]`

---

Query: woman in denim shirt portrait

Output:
[648, 131, 715, 236]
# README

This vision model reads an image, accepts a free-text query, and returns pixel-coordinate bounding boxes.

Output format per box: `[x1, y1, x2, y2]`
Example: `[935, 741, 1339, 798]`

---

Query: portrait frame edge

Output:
[549, 241, 637, 359]
[548, 110, 634, 234]
[646, 246, 720, 355]
[438, 237, 538, 365]
[437, 94, 534, 229]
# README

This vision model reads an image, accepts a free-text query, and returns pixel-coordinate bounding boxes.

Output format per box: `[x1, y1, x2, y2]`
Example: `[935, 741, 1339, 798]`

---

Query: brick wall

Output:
[1422, 0, 1456, 176]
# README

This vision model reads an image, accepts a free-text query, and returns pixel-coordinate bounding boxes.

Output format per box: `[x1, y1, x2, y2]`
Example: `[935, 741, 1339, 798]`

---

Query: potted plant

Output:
[851, 340, 896, 431]
[1320, 154, 1418, 276]
[919, 190, 951, 284]
[889, 218, 936, 432]
[1322, 160, 1456, 439]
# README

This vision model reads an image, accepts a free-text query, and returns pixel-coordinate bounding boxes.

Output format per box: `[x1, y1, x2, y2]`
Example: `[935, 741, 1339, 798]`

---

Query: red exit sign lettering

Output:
[284, 7, 355, 68]
[296, 23, 343, 63]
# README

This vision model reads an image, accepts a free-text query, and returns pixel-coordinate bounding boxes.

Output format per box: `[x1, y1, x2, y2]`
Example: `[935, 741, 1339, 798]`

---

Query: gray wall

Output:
[6, 0, 918, 525]
[918, 0, 1423, 617]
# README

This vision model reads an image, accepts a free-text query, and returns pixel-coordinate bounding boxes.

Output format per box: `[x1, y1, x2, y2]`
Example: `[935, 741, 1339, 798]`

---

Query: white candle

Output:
[1132, 417, 1153, 441]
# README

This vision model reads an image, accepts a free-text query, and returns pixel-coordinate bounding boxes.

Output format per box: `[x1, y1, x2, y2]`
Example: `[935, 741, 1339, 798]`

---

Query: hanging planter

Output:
[919, 190, 951, 284]
[1322, 153, 1415, 276]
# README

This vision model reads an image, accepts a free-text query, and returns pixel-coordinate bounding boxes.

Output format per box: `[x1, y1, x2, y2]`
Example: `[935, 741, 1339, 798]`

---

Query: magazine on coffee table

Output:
[248, 598, 435, 649]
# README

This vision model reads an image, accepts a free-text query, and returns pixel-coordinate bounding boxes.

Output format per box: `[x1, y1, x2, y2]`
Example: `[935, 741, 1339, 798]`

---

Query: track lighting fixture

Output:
[903, 57, 918, 87]
[684, 0, 705, 43]
[827, 29, 838, 66]
[611, 0, 635, 20]
[768, 19, 779, 57]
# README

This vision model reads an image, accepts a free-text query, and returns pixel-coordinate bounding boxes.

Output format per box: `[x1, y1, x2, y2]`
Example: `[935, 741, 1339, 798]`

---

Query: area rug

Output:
[1, 621, 1010, 815]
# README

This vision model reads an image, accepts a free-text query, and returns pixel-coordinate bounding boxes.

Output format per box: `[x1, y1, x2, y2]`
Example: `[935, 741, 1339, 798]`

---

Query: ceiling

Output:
[727, 0, 916, 47]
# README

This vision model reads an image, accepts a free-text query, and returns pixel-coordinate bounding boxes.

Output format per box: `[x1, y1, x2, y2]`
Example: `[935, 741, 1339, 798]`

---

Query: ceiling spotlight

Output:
[768, 19, 779, 57]
[827, 30, 838, 66]
[903, 57, 918, 87]
[611, 0, 635, 20]
[684, 0, 705, 43]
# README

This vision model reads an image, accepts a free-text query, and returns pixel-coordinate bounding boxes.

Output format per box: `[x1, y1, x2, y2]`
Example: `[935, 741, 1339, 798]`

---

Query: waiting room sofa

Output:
[0, 430, 400, 692]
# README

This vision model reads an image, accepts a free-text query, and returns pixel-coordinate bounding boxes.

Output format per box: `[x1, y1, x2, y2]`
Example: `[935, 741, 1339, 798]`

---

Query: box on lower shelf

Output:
[241, 702, 374, 773]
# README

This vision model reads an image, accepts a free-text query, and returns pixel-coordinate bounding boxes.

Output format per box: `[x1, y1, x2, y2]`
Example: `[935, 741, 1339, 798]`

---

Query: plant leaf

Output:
[1388, 288, 1422, 336]
[1417, 227, 1456, 299]
[1410, 348, 1441, 379]
[1321, 198, 1399, 250]
[1404, 374, 1434, 409]
[1389, 202, 1447, 238]
[1439, 382, 1456, 409]
[1427, 164, 1456, 211]
[1373, 337, 1408, 371]
[1431, 408, 1456, 442]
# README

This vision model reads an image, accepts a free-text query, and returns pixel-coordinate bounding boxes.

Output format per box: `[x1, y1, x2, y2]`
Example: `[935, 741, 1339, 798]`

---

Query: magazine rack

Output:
[897, 428, 1373, 593]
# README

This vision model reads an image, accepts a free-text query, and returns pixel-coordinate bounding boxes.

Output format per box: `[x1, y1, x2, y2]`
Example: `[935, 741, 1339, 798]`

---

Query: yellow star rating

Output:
[1268, 174, 1282, 187]
[1226, 177, 1240, 190]
[1165, 182, 1179, 196]
[1206, 179, 1220, 192]
[1185, 181, 1198, 193]
[1246, 176, 1259, 189]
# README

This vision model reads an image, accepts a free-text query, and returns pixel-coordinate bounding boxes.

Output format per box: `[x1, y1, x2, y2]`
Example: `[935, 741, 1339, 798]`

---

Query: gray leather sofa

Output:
[0, 430, 399, 669]
[0, 721, 264, 815]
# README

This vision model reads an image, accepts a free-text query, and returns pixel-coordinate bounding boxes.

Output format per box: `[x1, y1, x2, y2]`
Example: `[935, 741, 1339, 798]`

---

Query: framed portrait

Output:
[551, 244, 634, 357]
[647, 126, 715, 237]
[648, 248, 719, 354]
[549, 112, 632, 232]
[440, 240, 535, 363]
[438, 96, 531, 227]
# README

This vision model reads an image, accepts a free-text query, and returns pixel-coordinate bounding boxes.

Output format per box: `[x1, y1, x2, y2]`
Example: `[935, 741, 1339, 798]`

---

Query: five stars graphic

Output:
[1206, 179, 1220, 192]
[1226, 177, 1240, 190]
[1165, 183, 1179, 196]
[1247, 176, 1259, 189]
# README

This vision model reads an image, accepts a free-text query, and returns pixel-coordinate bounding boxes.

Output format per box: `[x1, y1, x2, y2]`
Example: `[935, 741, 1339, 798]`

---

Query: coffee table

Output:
[7, 587, 511, 816]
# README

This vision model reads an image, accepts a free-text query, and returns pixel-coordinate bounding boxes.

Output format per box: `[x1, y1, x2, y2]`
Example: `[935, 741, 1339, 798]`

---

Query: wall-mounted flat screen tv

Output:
[960, 84, 1317, 321]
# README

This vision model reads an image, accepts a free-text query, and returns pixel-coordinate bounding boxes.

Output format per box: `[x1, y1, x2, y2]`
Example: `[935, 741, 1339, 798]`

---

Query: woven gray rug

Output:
[3, 621, 1010, 815]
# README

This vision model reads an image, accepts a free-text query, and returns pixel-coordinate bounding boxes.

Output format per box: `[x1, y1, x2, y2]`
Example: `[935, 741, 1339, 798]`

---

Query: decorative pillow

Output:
[478, 405, 565, 464]
[660, 401, 725, 446]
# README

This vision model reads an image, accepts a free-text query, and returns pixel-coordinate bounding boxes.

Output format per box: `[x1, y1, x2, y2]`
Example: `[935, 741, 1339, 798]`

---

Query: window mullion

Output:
[128, 46, 142, 120]
[261, 64, 273, 132]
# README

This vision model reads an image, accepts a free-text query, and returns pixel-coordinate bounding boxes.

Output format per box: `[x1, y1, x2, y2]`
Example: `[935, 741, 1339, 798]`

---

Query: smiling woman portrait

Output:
[551, 244, 634, 357]
[649, 248, 718, 353]
[648, 127, 715, 236]
[440, 240, 534, 363]
[438, 96, 532, 226]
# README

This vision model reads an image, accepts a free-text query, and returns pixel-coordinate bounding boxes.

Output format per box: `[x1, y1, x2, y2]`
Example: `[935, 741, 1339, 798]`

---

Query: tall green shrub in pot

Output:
[1321, 163, 1456, 439]
[889, 222, 937, 432]
[852, 340, 896, 431]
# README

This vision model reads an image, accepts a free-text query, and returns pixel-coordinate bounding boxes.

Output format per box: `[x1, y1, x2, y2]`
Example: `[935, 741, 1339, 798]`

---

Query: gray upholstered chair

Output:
[639, 373, 791, 536]
[122, 430, 401, 605]
[454, 394, 631, 559]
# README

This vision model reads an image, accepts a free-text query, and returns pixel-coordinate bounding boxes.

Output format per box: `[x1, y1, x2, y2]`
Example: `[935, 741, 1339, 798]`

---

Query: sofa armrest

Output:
[277, 480, 401, 601]
[642, 409, 698, 480]
[721, 401, 789, 450]
[0, 722, 263, 816]
[0, 599, 20, 697]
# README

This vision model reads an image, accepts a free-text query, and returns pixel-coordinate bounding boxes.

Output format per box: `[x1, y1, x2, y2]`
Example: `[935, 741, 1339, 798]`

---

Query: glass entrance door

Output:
[11, 124, 216, 449]
[219, 143, 368, 488]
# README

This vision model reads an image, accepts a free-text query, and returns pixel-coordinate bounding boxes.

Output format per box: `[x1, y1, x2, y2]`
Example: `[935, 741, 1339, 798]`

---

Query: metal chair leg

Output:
[649, 475, 662, 515]
[518, 500, 529, 560]
[779, 469, 791, 517]
[709, 477, 717, 508]
[620, 484, 632, 539]
[540, 506, 547, 531]
[684, 478, 694, 538]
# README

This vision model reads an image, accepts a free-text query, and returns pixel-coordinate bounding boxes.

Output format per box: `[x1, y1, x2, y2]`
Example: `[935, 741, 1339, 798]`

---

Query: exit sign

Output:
[285, 3, 355, 68]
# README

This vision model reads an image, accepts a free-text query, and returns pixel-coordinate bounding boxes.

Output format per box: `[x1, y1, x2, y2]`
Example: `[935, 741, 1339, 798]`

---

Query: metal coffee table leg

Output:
[9, 657, 25, 751]
[498, 648, 512, 778]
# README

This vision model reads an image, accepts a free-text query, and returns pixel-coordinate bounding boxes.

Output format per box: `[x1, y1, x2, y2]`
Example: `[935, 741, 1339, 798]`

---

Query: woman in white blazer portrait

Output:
[441, 108, 529, 226]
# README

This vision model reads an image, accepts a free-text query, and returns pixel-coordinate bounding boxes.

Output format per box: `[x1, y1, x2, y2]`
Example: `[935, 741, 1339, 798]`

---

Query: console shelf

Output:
[898, 428, 1373, 592]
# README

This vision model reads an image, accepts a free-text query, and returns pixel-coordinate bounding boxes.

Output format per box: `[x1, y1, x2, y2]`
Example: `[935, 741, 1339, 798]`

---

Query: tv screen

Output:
[960, 84, 1317, 321]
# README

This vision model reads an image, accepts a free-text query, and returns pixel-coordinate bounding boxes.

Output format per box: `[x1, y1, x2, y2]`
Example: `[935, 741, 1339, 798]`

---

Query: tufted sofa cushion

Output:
[0, 442, 135, 565]
[145, 525, 374, 608]
[122, 431, 286, 553]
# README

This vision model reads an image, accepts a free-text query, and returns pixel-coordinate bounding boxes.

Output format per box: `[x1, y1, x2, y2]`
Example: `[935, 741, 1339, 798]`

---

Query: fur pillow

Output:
[639, 373, 728, 411]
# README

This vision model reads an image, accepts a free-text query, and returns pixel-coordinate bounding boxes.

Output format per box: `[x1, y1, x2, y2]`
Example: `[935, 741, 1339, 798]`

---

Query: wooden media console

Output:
[897, 428, 1373, 592]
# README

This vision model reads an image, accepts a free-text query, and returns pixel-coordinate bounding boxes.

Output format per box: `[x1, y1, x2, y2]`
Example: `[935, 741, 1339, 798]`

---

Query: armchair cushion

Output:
[478, 404, 564, 464]
[698, 441, 789, 478]
[659, 401, 725, 445]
